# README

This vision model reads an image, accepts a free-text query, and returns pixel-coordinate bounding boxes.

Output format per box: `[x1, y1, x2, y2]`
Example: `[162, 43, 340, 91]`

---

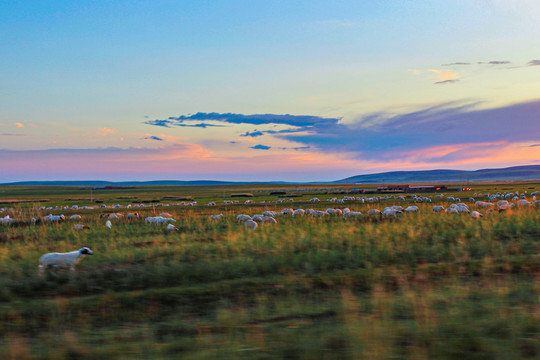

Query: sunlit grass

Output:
[0, 182, 539, 358]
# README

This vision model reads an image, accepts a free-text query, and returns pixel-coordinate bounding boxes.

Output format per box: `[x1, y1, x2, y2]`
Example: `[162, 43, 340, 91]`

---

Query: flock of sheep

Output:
[1, 189, 538, 276]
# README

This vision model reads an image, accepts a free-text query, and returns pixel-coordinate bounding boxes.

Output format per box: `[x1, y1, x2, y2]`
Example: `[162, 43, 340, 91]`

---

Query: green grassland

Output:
[0, 182, 539, 359]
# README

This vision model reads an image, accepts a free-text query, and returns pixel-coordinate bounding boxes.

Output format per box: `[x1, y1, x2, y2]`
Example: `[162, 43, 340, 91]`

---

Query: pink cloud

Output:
[97, 127, 116, 136]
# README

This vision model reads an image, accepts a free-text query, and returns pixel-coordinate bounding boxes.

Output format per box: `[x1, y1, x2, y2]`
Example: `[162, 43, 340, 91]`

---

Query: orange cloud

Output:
[97, 127, 116, 136]
[14, 122, 24, 128]
[428, 69, 458, 81]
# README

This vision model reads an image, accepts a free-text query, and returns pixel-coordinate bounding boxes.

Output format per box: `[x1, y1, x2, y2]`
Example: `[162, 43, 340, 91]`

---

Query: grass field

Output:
[0, 182, 539, 359]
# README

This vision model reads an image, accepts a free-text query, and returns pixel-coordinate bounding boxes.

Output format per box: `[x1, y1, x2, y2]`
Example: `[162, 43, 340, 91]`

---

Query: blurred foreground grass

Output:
[0, 183, 539, 359]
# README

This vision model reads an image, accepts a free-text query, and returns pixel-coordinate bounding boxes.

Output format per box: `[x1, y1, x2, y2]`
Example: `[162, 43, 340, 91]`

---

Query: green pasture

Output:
[0, 183, 539, 359]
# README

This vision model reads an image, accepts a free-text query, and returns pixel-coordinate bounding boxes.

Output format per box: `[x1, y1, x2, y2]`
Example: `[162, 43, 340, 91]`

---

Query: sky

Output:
[1, 0, 539, 182]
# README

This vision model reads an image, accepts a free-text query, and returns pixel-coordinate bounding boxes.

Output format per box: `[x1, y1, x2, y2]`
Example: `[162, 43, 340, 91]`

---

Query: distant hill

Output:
[2, 165, 539, 186]
[335, 165, 540, 184]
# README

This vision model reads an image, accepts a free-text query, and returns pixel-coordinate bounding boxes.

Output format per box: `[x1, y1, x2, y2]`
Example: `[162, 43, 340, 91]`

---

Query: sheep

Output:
[404, 206, 418, 213]
[105, 220, 112, 229]
[517, 199, 531, 207]
[470, 211, 483, 219]
[244, 220, 257, 231]
[209, 214, 224, 220]
[166, 224, 178, 231]
[42, 214, 65, 222]
[38, 247, 93, 276]
[343, 211, 362, 218]
[127, 212, 140, 220]
[72, 224, 90, 230]
[367, 209, 381, 216]
[70, 215, 82, 220]
[145, 216, 176, 224]
[382, 208, 401, 217]
[251, 215, 264, 222]
[261, 216, 278, 225]
[236, 214, 252, 223]
[293, 209, 305, 216]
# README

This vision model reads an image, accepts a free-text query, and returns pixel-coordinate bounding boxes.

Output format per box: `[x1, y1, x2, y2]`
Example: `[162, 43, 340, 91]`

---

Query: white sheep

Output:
[167, 224, 178, 231]
[244, 220, 257, 231]
[70, 215, 82, 220]
[106, 220, 112, 229]
[343, 211, 362, 218]
[470, 211, 483, 219]
[261, 216, 278, 224]
[209, 214, 224, 220]
[38, 247, 93, 275]
[72, 224, 90, 230]
[145, 216, 176, 224]
[367, 209, 381, 216]
[236, 214, 252, 223]
[42, 214, 65, 222]
[404, 206, 418, 213]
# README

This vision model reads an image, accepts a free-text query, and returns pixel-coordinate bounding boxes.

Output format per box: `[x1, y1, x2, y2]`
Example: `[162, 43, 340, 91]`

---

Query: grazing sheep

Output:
[293, 209, 305, 216]
[244, 220, 257, 231]
[382, 208, 401, 217]
[70, 215, 82, 220]
[343, 211, 362, 218]
[261, 216, 278, 224]
[38, 247, 93, 275]
[470, 211, 483, 219]
[432, 206, 445, 212]
[517, 199, 531, 207]
[105, 220, 112, 229]
[145, 216, 176, 224]
[72, 224, 90, 230]
[367, 209, 381, 216]
[166, 224, 178, 231]
[251, 215, 264, 222]
[1, 215, 15, 225]
[404, 206, 418, 213]
[42, 214, 65, 222]
[209, 214, 224, 220]
[236, 214, 252, 223]
[127, 212, 140, 220]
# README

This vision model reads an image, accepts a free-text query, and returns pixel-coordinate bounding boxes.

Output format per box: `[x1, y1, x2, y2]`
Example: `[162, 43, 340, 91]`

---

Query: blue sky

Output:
[1, 1, 539, 181]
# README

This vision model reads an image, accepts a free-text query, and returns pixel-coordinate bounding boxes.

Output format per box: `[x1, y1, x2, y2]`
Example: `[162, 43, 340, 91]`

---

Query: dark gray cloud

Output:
[478, 61, 511, 65]
[277, 99, 540, 161]
[144, 100, 539, 163]
[176, 123, 225, 128]
[241, 131, 264, 137]
[442, 62, 471, 66]
[145, 112, 341, 129]
[250, 144, 271, 150]
[528, 60, 540, 66]
[143, 136, 164, 141]
[434, 79, 459, 85]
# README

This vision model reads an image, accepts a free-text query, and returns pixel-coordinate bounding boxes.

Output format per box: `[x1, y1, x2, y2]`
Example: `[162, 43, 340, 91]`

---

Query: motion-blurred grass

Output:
[0, 182, 539, 359]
